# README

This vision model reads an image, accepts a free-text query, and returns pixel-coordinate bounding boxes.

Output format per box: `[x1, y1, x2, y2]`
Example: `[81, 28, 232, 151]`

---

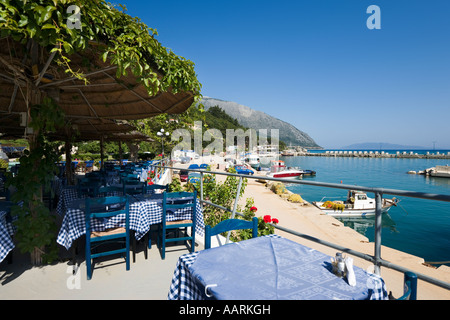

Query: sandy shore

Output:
[198, 155, 450, 299]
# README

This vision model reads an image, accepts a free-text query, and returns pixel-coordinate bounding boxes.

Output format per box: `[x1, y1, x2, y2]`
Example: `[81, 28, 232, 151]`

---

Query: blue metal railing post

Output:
[200, 171, 204, 212]
[226, 176, 243, 244]
[374, 191, 383, 275]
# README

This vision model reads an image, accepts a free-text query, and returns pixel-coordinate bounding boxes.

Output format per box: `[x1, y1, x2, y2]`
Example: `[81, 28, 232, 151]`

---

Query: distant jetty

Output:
[304, 150, 450, 159]
[408, 165, 450, 177]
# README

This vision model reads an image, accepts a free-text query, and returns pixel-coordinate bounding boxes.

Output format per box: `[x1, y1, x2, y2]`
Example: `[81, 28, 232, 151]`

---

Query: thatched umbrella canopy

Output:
[0, 0, 201, 265]
[0, 0, 201, 138]
[0, 38, 197, 127]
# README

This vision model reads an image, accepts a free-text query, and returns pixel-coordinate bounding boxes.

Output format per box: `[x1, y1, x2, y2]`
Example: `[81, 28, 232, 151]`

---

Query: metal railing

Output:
[159, 164, 450, 291]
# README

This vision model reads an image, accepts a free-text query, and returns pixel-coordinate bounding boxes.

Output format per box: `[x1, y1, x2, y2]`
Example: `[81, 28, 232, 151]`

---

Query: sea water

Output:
[281, 153, 450, 266]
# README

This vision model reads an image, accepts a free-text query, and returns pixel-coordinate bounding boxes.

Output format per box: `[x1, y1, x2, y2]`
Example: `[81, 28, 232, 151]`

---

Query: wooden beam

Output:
[101, 72, 165, 113]
[38, 66, 118, 88]
[34, 49, 57, 86]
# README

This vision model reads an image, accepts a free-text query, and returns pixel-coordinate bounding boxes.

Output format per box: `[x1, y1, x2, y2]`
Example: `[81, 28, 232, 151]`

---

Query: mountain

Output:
[341, 142, 428, 150]
[199, 97, 321, 148]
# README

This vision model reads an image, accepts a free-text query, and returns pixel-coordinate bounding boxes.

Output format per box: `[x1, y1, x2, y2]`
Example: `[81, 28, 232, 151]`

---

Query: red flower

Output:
[272, 218, 279, 224]
[263, 215, 272, 223]
[148, 181, 154, 185]
[250, 206, 258, 212]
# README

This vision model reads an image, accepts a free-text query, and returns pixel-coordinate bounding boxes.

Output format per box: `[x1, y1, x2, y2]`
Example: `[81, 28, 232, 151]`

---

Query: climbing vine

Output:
[0, 0, 202, 98]
[9, 97, 65, 264]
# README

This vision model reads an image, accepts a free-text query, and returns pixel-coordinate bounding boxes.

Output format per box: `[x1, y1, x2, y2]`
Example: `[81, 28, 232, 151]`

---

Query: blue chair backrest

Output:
[77, 180, 101, 198]
[204, 217, 258, 249]
[162, 191, 197, 219]
[146, 184, 168, 194]
[123, 182, 145, 195]
[85, 196, 129, 220]
[98, 185, 123, 197]
[397, 272, 418, 300]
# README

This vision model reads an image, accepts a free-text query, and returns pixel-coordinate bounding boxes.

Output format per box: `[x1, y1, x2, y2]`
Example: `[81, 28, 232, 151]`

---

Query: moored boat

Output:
[243, 153, 261, 170]
[266, 160, 315, 179]
[312, 190, 399, 217]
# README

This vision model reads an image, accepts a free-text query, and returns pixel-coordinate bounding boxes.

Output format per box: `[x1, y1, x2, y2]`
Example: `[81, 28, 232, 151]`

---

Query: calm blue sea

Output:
[280, 151, 450, 266]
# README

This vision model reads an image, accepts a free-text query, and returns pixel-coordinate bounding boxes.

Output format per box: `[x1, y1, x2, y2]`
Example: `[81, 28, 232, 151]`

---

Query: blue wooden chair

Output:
[204, 217, 258, 249]
[390, 272, 418, 300]
[122, 173, 140, 184]
[158, 191, 197, 260]
[142, 184, 169, 251]
[145, 183, 168, 195]
[85, 196, 130, 280]
[98, 185, 123, 197]
[77, 180, 100, 198]
[123, 182, 146, 195]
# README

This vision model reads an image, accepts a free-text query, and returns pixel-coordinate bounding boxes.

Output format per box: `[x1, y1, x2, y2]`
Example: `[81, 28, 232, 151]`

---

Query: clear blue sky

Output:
[118, 0, 450, 149]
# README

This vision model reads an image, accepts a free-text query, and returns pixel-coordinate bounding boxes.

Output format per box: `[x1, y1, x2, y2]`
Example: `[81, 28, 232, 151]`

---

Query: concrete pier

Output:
[304, 151, 450, 159]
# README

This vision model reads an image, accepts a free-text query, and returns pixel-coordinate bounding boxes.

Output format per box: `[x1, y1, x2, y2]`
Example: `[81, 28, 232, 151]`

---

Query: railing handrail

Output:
[170, 166, 450, 202]
[157, 164, 450, 292]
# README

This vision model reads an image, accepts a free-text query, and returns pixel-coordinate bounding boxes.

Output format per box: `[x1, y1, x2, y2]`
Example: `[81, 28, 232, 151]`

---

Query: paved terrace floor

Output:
[0, 233, 194, 300]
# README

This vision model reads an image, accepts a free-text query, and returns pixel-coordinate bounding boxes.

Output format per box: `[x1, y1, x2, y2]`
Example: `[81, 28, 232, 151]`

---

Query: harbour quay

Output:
[305, 150, 450, 159]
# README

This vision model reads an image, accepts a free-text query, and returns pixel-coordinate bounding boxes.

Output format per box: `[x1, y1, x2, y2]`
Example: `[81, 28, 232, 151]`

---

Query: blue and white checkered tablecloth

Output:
[168, 251, 204, 300]
[56, 186, 79, 216]
[0, 210, 15, 263]
[168, 235, 389, 300]
[56, 194, 204, 250]
[56, 183, 156, 216]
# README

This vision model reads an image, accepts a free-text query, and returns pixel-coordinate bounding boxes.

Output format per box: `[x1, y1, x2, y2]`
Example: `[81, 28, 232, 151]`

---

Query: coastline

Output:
[304, 151, 450, 159]
[202, 155, 450, 299]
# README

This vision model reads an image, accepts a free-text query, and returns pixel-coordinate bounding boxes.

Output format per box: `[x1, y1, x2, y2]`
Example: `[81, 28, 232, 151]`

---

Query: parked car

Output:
[233, 165, 254, 175]
[188, 164, 199, 170]
[199, 163, 209, 170]
[179, 170, 189, 182]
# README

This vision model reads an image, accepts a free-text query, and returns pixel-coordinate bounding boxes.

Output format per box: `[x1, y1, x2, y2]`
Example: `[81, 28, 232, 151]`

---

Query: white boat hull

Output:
[312, 199, 397, 217]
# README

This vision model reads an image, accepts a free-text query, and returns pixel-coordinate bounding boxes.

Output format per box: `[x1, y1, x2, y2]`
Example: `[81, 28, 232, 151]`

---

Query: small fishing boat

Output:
[312, 190, 399, 217]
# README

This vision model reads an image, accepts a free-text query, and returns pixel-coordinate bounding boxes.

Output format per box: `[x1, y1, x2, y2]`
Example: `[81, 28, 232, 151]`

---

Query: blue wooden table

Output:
[168, 235, 388, 300]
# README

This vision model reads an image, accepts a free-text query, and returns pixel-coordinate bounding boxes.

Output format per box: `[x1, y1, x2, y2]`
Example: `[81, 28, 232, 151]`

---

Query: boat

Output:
[256, 145, 279, 166]
[312, 190, 399, 217]
[266, 160, 315, 179]
[243, 153, 261, 170]
[430, 165, 450, 178]
[281, 149, 295, 156]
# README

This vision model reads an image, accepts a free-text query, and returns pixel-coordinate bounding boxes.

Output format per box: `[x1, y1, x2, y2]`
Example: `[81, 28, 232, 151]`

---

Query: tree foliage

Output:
[0, 0, 201, 97]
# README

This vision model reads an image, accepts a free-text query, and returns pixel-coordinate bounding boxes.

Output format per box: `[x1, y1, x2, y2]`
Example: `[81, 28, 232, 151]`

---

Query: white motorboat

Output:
[312, 190, 399, 217]
[266, 160, 313, 179]
[243, 153, 261, 170]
